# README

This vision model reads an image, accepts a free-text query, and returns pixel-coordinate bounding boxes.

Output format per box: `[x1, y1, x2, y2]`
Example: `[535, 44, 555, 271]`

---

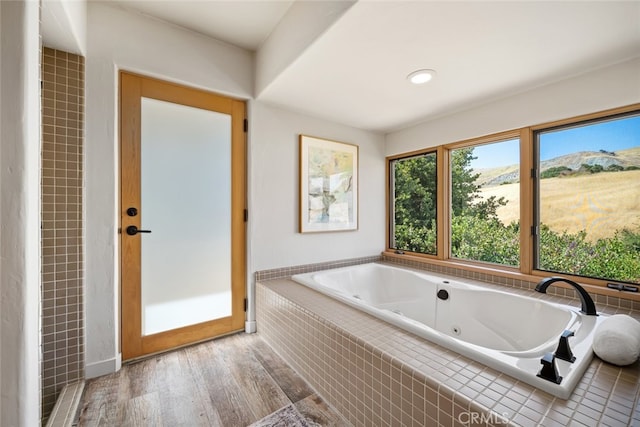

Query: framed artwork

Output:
[299, 135, 358, 233]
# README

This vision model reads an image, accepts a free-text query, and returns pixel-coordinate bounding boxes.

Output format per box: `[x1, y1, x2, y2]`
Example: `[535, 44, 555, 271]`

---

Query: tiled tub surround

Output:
[255, 255, 381, 282]
[291, 263, 603, 400]
[256, 261, 640, 426]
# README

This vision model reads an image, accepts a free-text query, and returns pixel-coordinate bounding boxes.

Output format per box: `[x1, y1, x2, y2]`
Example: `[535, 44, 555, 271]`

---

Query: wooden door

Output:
[120, 71, 246, 360]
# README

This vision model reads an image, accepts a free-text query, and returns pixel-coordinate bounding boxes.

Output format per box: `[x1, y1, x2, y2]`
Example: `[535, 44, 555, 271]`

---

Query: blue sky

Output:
[469, 138, 519, 169]
[469, 114, 640, 169]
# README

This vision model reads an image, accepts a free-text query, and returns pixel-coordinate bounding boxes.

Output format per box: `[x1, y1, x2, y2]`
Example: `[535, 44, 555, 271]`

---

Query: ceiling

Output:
[96, 1, 640, 133]
[102, 0, 295, 51]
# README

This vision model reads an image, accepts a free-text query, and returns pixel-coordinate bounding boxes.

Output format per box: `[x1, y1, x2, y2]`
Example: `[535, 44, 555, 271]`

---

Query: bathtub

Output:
[291, 263, 606, 399]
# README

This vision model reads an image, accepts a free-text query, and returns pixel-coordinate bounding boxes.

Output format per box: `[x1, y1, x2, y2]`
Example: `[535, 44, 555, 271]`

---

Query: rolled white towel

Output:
[593, 314, 640, 366]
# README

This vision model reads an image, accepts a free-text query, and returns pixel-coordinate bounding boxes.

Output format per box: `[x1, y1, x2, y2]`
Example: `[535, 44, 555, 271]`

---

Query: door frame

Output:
[119, 71, 247, 360]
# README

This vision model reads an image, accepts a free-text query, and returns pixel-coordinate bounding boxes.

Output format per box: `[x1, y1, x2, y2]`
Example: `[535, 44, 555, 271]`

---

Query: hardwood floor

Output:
[78, 333, 348, 426]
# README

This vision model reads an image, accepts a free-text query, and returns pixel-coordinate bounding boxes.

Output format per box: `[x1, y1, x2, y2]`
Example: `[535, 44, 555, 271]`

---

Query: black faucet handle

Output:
[554, 330, 576, 363]
[537, 352, 563, 384]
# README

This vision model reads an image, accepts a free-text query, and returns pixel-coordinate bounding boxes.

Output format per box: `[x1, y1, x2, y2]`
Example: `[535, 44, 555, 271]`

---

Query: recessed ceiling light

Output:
[407, 69, 436, 85]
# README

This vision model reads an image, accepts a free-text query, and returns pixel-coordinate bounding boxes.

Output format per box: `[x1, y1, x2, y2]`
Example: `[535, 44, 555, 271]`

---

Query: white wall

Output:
[249, 102, 385, 271]
[41, 0, 87, 55]
[85, 2, 252, 377]
[0, 1, 41, 424]
[386, 58, 640, 155]
[247, 102, 385, 330]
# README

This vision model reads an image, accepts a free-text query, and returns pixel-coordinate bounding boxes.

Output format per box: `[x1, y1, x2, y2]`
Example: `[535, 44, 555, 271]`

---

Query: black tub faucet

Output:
[535, 276, 598, 316]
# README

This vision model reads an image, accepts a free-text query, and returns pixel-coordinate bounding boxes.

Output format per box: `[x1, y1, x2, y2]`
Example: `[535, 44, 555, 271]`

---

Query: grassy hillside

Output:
[475, 165, 519, 187]
[475, 147, 640, 187]
[477, 169, 640, 241]
[541, 147, 640, 172]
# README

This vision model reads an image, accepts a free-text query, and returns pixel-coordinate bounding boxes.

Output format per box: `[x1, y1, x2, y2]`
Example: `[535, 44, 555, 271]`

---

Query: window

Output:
[387, 104, 640, 289]
[450, 138, 520, 267]
[390, 152, 437, 255]
[535, 112, 640, 284]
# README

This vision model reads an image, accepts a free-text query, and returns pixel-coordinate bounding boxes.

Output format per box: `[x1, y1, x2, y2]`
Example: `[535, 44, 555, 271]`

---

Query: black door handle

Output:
[126, 225, 152, 236]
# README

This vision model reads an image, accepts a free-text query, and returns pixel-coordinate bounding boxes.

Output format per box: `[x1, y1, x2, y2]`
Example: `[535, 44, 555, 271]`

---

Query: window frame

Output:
[387, 148, 440, 258]
[385, 104, 640, 293]
[532, 108, 640, 284]
[445, 130, 525, 270]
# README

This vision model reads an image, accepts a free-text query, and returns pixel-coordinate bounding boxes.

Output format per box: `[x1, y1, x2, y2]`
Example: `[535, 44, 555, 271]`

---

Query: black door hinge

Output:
[243, 118, 248, 132]
[244, 298, 247, 312]
[244, 209, 248, 222]
[531, 168, 537, 179]
[531, 225, 538, 236]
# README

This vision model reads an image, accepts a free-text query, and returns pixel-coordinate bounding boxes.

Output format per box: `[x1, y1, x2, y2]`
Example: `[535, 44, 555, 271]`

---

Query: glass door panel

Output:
[140, 97, 231, 336]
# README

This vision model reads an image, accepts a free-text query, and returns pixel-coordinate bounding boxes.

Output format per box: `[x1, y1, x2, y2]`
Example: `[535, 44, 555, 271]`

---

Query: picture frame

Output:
[299, 135, 359, 233]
